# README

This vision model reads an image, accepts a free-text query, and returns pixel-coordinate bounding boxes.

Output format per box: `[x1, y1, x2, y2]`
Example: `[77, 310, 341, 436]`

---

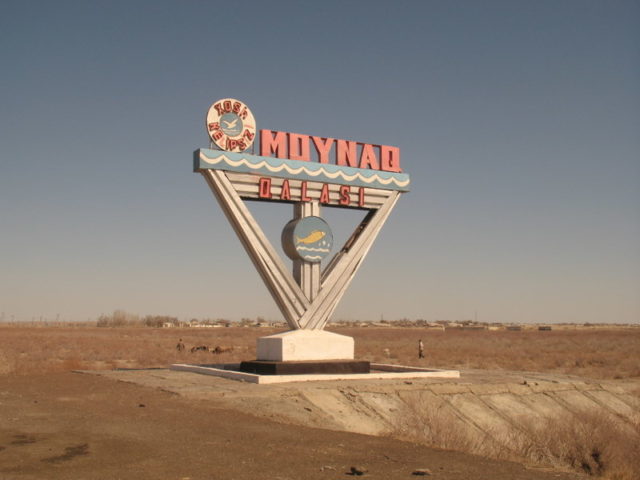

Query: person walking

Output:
[418, 339, 425, 359]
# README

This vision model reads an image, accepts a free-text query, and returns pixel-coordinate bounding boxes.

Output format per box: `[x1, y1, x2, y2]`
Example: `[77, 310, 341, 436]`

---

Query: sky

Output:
[1, 0, 638, 324]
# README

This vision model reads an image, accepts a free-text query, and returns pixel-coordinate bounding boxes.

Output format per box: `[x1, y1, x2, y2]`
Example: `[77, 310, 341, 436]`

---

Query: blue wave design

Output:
[297, 246, 331, 253]
[302, 255, 323, 261]
[194, 149, 410, 192]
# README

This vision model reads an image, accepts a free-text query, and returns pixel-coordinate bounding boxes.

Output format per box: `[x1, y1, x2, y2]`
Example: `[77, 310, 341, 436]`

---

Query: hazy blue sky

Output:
[1, 0, 638, 324]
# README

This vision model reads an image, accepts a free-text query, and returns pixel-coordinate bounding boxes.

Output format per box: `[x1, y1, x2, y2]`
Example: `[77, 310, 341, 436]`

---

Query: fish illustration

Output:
[296, 230, 326, 245]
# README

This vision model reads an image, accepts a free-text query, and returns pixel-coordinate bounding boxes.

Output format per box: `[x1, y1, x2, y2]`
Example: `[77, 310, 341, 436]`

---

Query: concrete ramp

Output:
[91, 368, 639, 474]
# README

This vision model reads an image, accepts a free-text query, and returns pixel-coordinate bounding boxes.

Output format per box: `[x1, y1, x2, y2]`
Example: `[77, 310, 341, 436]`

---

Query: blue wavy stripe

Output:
[297, 246, 331, 252]
[194, 149, 410, 192]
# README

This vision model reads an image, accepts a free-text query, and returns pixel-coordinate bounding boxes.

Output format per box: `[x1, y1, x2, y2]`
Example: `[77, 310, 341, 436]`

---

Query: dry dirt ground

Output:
[0, 372, 586, 480]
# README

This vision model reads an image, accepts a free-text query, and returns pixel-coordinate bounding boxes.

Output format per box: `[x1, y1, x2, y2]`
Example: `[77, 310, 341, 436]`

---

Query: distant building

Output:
[426, 323, 445, 331]
[445, 325, 487, 332]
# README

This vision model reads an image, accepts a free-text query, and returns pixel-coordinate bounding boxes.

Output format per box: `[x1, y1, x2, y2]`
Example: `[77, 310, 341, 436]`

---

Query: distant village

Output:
[2, 310, 636, 330]
[154, 317, 634, 331]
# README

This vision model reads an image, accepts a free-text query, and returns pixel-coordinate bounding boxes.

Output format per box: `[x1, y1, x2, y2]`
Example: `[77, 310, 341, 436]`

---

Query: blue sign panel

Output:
[194, 149, 410, 192]
[282, 216, 333, 263]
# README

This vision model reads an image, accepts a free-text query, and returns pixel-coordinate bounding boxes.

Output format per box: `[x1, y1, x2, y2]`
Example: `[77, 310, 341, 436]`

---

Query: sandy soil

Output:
[0, 372, 586, 480]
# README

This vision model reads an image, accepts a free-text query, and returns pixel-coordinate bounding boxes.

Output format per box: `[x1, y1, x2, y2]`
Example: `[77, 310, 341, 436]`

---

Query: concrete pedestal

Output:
[256, 330, 354, 362]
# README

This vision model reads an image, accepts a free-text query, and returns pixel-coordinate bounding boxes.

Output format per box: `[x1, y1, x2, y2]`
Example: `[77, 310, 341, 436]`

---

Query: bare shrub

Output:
[97, 310, 141, 327]
[516, 409, 640, 479]
[143, 315, 178, 328]
[395, 394, 640, 479]
[394, 393, 515, 460]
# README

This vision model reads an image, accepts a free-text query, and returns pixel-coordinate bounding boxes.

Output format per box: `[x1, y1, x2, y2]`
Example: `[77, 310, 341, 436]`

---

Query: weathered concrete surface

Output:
[90, 368, 639, 446]
[256, 329, 354, 361]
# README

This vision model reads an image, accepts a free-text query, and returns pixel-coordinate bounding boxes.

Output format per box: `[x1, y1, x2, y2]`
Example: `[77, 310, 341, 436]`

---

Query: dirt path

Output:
[0, 372, 584, 480]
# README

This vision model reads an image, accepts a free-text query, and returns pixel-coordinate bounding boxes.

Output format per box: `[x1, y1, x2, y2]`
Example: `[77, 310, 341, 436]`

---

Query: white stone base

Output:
[256, 330, 354, 362]
[170, 363, 460, 384]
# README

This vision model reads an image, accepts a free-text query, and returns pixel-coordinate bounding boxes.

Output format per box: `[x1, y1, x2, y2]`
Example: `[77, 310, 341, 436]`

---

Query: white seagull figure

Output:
[223, 118, 238, 128]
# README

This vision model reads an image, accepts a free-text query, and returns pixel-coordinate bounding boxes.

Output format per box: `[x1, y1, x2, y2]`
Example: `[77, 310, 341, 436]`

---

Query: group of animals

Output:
[175, 339, 234, 354]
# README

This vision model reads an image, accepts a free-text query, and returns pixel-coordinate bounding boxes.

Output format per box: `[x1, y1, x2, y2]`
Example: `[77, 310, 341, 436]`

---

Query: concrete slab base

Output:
[170, 362, 460, 384]
[256, 330, 354, 362]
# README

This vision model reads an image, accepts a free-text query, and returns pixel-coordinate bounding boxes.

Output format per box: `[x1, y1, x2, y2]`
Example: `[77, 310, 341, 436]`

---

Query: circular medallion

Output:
[206, 98, 256, 152]
[282, 217, 333, 263]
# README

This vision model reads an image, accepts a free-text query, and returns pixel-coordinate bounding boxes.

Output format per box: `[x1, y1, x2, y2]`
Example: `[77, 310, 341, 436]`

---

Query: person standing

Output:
[418, 339, 425, 359]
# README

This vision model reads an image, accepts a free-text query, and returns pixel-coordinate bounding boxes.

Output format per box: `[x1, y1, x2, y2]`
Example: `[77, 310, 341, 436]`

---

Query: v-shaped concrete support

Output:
[201, 169, 400, 331]
[301, 191, 399, 330]
[202, 170, 308, 329]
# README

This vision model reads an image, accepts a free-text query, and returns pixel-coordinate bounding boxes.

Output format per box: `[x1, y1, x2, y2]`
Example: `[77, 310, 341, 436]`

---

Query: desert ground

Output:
[1, 324, 638, 479]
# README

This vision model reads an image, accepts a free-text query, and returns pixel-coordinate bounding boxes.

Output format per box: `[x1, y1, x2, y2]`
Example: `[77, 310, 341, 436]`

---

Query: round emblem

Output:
[281, 217, 333, 264]
[206, 98, 256, 152]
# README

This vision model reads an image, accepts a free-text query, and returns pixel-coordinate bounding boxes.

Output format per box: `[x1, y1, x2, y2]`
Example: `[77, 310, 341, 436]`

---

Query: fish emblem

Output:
[296, 230, 326, 245]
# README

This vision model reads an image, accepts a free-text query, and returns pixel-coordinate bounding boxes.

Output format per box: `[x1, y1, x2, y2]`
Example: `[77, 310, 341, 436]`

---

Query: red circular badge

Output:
[206, 98, 256, 152]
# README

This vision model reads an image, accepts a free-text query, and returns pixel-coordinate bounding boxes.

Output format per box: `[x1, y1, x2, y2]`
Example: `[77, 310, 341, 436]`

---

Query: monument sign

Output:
[194, 98, 410, 374]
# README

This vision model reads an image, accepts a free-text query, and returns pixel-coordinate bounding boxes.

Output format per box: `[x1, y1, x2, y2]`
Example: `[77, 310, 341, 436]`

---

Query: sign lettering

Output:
[259, 130, 402, 173]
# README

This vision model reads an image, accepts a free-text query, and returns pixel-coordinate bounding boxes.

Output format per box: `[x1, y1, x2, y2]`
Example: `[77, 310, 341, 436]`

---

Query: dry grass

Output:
[1, 323, 638, 479]
[338, 327, 640, 380]
[0, 325, 261, 375]
[0, 324, 638, 379]
[395, 394, 640, 480]
[518, 409, 640, 479]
